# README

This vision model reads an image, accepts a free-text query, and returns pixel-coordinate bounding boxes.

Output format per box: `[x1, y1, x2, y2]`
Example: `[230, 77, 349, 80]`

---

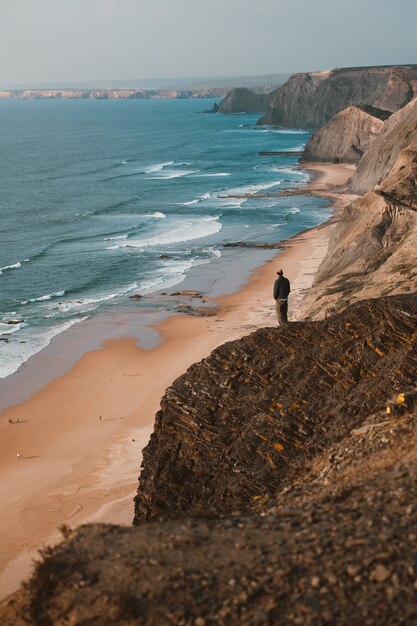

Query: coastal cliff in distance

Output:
[0, 87, 229, 100]
[217, 87, 268, 113]
[260, 65, 417, 127]
[300, 105, 389, 164]
[218, 65, 417, 128]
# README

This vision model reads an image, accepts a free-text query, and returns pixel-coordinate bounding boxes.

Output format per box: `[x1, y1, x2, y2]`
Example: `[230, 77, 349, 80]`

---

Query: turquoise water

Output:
[0, 99, 328, 378]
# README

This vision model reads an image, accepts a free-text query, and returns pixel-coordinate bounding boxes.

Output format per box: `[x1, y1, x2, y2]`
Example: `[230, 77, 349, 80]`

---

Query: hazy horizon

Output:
[0, 0, 416, 86]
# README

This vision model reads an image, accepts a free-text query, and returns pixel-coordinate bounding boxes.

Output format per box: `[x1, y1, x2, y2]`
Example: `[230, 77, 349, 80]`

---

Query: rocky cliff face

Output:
[301, 105, 388, 164]
[300, 130, 417, 320]
[351, 96, 417, 193]
[2, 297, 417, 626]
[217, 87, 268, 113]
[257, 65, 417, 128]
[134, 295, 417, 523]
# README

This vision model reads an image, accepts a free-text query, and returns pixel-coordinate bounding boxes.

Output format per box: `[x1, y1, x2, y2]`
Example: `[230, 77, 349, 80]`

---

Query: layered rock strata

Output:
[301, 105, 389, 164]
[259, 65, 417, 127]
[351, 96, 417, 193]
[134, 294, 417, 523]
[218, 65, 417, 127]
[301, 148, 417, 320]
[2, 373, 417, 625]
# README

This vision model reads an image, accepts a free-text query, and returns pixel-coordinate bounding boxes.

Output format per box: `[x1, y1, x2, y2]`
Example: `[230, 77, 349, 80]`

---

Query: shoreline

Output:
[0, 162, 354, 599]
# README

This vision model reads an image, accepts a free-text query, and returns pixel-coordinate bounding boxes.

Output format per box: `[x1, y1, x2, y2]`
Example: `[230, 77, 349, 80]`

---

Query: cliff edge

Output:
[134, 295, 417, 523]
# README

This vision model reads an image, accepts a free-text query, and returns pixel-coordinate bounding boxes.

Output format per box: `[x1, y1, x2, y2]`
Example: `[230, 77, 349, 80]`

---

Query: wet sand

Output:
[0, 162, 354, 598]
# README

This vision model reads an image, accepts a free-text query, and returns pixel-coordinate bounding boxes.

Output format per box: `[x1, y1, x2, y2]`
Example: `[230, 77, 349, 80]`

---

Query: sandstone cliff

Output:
[257, 65, 417, 128]
[218, 87, 268, 113]
[301, 105, 389, 164]
[2, 296, 417, 626]
[351, 96, 417, 193]
[300, 129, 417, 320]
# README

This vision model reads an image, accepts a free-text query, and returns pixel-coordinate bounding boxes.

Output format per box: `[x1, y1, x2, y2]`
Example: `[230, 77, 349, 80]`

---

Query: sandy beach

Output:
[0, 162, 354, 599]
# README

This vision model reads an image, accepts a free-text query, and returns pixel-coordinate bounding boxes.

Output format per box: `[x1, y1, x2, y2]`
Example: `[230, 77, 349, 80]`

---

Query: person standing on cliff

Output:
[273, 269, 290, 324]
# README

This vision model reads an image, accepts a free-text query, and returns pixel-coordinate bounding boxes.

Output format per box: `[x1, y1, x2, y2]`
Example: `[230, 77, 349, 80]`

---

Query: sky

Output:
[0, 0, 416, 86]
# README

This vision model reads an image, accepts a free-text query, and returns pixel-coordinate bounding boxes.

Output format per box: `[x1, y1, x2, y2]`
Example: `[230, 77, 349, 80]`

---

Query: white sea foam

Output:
[144, 161, 174, 174]
[203, 247, 222, 258]
[145, 212, 166, 218]
[0, 261, 22, 275]
[269, 166, 309, 182]
[49, 283, 138, 314]
[116, 215, 222, 248]
[0, 320, 27, 335]
[288, 207, 301, 214]
[0, 317, 89, 380]
[104, 234, 129, 241]
[180, 192, 212, 207]
[23, 290, 65, 304]
[147, 169, 199, 180]
[193, 172, 231, 178]
[225, 180, 283, 196]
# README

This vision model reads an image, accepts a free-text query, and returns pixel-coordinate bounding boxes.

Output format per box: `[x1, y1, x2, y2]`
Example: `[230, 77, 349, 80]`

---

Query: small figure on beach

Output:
[99, 415, 102, 421]
[273, 269, 291, 325]
[16, 453, 23, 460]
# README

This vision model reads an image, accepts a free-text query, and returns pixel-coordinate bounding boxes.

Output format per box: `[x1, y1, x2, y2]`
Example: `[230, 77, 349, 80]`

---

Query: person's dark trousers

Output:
[275, 299, 288, 324]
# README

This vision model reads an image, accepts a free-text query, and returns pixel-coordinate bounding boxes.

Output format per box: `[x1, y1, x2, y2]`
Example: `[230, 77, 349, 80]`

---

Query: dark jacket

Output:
[273, 276, 290, 300]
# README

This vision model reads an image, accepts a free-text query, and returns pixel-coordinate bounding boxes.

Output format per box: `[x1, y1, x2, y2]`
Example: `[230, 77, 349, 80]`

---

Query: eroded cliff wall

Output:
[257, 65, 417, 128]
[300, 113, 417, 321]
[351, 96, 417, 193]
[301, 105, 388, 164]
[134, 295, 417, 523]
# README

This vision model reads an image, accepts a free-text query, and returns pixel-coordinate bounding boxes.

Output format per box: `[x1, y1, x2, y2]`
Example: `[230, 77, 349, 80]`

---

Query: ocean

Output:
[0, 98, 329, 380]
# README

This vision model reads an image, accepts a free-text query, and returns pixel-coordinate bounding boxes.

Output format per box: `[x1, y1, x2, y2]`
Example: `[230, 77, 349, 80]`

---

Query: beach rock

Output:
[301, 105, 388, 164]
[170, 290, 202, 297]
[129, 294, 142, 300]
[134, 293, 417, 523]
[3, 320, 23, 325]
[175, 304, 194, 314]
[255, 65, 417, 128]
[218, 88, 268, 113]
[202, 101, 219, 113]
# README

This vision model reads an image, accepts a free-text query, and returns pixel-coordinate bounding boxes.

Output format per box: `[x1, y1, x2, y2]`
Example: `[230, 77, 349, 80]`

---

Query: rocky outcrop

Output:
[218, 87, 268, 113]
[2, 306, 417, 625]
[257, 65, 417, 128]
[300, 142, 417, 320]
[301, 105, 389, 164]
[134, 294, 417, 523]
[351, 96, 417, 193]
